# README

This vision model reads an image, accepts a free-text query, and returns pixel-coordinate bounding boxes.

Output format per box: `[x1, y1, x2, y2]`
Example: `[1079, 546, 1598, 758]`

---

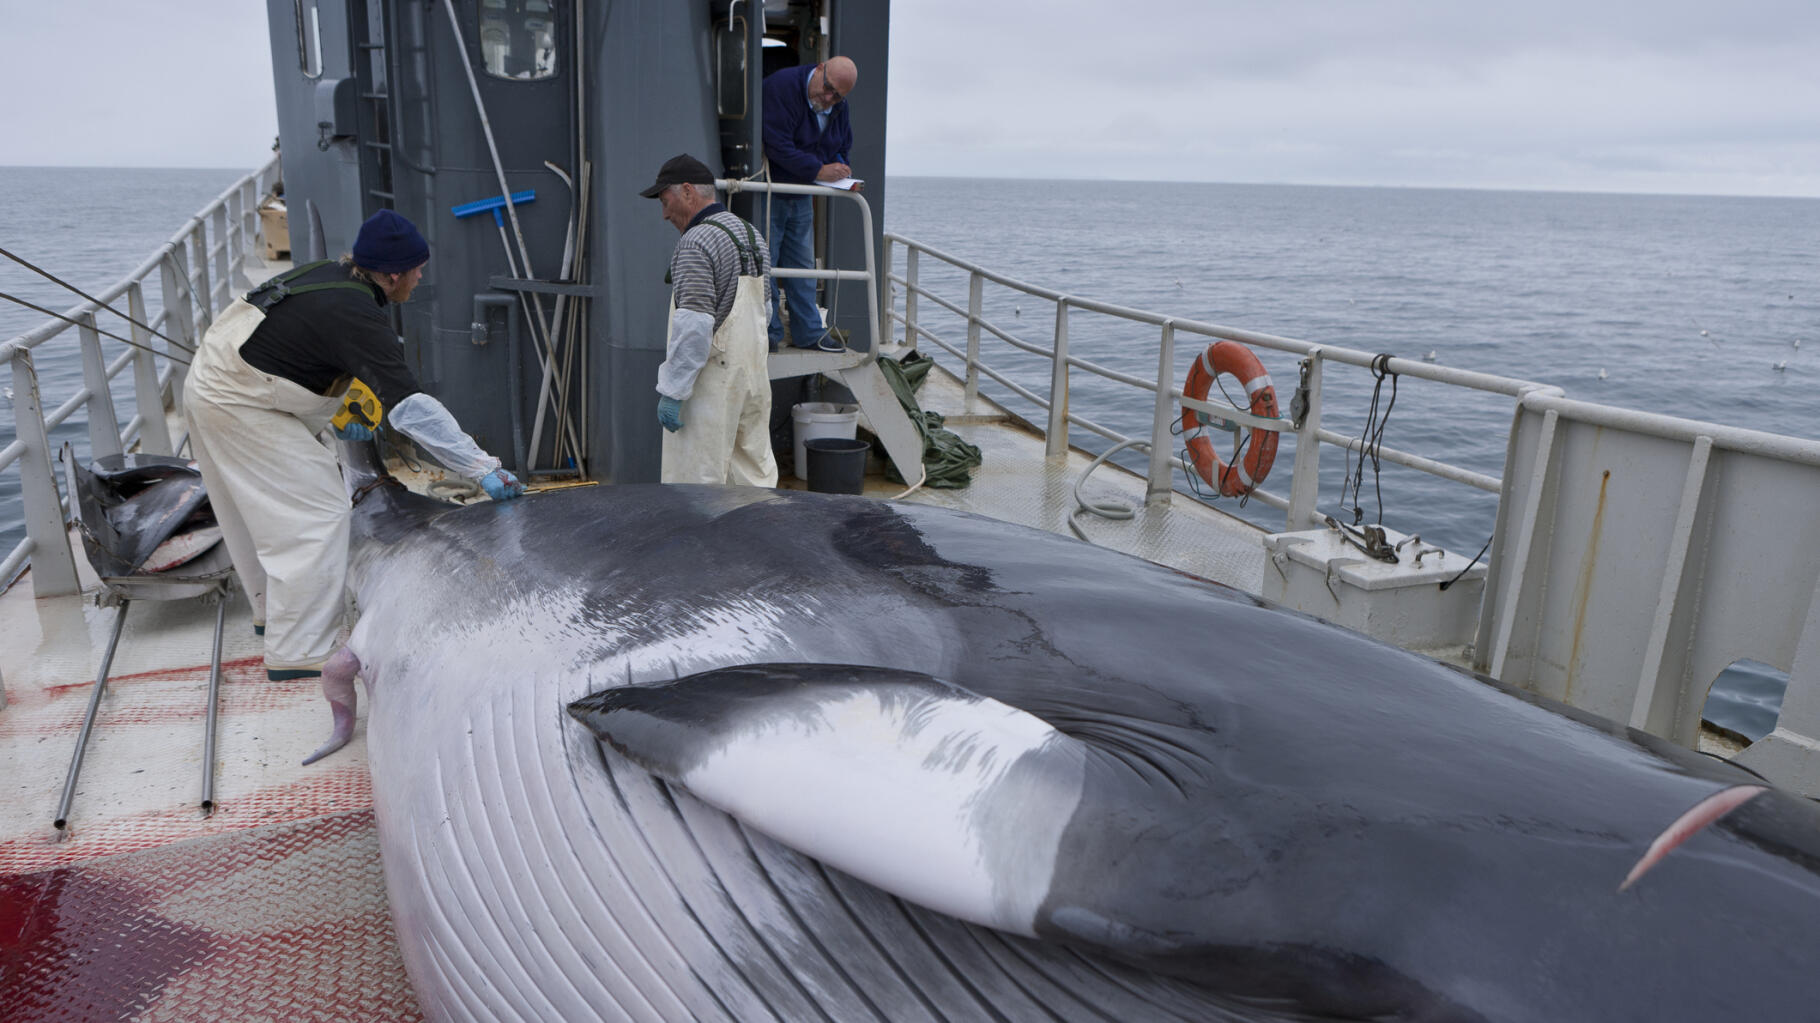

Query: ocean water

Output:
[3, 168, 1814, 734]
[879, 177, 1818, 741]
[883, 177, 1820, 551]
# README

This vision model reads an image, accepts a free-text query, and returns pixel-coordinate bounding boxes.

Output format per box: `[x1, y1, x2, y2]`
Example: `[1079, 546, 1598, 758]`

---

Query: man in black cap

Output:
[185, 209, 522, 765]
[640, 154, 778, 486]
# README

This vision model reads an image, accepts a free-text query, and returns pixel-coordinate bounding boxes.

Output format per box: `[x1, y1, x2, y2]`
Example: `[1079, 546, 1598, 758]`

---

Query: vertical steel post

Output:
[1630, 436, 1712, 735]
[903, 247, 920, 350]
[162, 248, 197, 405]
[1046, 298, 1070, 457]
[883, 236, 896, 341]
[242, 179, 259, 260]
[1147, 320, 1177, 505]
[965, 271, 982, 405]
[190, 223, 214, 335]
[226, 190, 245, 284]
[851, 191, 882, 358]
[9, 351, 81, 595]
[1286, 349, 1326, 530]
[127, 282, 174, 455]
[1486, 406, 1560, 683]
[77, 313, 124, 460]
[212, 206, 231, 304]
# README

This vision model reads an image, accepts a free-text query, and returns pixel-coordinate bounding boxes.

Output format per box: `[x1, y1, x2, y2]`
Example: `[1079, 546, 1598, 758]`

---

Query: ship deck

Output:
[0, 357, 1272, 1020]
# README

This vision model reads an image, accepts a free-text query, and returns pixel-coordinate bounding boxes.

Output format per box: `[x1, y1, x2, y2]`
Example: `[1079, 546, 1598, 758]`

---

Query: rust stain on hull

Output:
[1566, 468, 1612, 703]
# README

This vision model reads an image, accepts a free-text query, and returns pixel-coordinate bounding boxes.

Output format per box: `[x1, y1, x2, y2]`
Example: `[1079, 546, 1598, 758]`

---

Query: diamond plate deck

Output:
[874, 363, 1269, 594]
[0, 356, 1272, 1023]
[1, 811, 418, 1022]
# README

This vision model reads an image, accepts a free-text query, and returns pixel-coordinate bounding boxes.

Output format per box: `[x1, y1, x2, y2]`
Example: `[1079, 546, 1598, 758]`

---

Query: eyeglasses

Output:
[815, 65, 847, 104]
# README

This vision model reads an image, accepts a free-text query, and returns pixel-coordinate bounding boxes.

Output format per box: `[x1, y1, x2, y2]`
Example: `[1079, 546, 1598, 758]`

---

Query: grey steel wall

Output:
[387, 0, 577, 472]
[265, 0, 367, 262]
[828, 0, 889, 354]
[587, 2, 725, 483]
[266, 0, 892, 485]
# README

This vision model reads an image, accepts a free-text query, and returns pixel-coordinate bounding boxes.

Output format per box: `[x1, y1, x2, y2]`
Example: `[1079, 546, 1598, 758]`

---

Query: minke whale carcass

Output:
[329, 443, 1820, 1022]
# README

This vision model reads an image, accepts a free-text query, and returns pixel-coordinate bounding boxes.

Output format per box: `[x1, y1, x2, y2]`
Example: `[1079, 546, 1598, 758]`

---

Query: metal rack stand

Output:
[53, 453, 237, 836]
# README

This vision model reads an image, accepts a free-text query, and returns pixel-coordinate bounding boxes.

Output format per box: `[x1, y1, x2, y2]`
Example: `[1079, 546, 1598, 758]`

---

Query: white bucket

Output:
[791, 402, 860, 481]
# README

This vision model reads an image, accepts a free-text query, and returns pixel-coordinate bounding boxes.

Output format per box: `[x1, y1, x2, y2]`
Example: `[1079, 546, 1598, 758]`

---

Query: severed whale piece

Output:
[335, 442, 1820, 1023]
[66, 449, 217, 577]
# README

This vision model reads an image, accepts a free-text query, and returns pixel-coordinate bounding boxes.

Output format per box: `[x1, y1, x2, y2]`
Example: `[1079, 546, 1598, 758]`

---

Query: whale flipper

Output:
[569, 663, 1088, 938]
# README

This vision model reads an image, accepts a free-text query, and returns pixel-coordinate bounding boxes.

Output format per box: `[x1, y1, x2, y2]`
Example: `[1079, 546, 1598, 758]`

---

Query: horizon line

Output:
[3, 164, 1817, 204]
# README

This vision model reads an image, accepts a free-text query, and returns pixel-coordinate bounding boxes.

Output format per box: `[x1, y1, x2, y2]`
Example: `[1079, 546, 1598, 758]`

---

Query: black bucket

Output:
[805, 437, 870, 494]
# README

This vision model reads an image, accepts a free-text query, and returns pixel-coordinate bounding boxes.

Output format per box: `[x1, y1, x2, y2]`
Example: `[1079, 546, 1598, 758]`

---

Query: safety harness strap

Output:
[702, 218, 763, 278]
[244, 260, 375, 313]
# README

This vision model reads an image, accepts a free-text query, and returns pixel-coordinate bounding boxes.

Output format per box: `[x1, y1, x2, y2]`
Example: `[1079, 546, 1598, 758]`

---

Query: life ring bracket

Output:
[1181, 396, 1292, 434]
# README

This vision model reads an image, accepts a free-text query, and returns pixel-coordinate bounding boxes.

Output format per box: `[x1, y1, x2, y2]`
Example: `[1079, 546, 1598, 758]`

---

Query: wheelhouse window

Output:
[480, 0, 558, 80]
[296, 0, 323, 79]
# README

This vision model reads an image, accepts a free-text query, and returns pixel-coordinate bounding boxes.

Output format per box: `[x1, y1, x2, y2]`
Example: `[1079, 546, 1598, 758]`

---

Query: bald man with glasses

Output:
[761, 56, 860, 353]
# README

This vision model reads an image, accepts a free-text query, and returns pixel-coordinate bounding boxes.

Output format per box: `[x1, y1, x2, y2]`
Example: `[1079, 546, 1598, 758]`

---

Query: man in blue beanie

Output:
[185, 208, 523, 766]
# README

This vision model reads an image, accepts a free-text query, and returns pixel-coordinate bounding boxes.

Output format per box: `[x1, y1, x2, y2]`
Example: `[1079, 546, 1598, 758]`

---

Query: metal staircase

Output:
[768, 346, 926, 486]
[731, 179, 928, 486]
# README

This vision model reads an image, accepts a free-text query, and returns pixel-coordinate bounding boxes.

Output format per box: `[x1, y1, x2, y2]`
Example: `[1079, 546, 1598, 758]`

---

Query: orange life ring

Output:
[1180, 341, 1279, 497]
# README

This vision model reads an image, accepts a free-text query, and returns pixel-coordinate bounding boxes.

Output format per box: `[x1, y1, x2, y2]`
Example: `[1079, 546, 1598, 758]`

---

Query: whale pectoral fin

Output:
[567, 663, 1087, 937]
[302, 647, 361, 766]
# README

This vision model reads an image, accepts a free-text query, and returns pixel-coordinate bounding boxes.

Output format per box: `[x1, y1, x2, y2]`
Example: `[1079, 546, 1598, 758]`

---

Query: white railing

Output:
[2, 157, 282, 595]
[883, 233, 1557, 527]
[883, 232, 1820, 798]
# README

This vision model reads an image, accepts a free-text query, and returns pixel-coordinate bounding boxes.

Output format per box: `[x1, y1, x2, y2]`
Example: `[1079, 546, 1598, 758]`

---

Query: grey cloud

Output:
[886, 0, 1820, 196]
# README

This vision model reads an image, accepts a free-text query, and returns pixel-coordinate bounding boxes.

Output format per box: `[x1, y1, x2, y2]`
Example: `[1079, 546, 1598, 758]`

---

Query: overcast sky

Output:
[2, 0, 1815, 197]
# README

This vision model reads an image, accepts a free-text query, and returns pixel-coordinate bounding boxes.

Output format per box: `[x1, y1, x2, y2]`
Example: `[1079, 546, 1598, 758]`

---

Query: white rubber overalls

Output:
[184, 297, 350, 676]
[660, 227, 778, 487]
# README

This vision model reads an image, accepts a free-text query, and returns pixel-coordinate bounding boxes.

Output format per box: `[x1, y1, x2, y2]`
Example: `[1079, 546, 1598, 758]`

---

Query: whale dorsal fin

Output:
[568, 663, 1087, 937]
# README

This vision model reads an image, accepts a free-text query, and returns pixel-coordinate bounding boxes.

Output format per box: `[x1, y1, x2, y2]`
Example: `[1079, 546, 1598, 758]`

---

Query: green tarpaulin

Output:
[877, 353, 982, 489]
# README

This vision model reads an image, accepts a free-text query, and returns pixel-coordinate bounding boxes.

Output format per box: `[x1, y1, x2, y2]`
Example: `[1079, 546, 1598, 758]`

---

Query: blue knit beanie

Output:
[352, 210, 429, 273]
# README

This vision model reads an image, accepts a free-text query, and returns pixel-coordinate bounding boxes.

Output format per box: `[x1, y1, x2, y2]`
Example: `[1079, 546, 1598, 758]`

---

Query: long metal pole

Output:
[441, 0, 580, 473]
[200, 596, 227, 817]
[526, 162, 575, 471]
[55, 599, 132, 834]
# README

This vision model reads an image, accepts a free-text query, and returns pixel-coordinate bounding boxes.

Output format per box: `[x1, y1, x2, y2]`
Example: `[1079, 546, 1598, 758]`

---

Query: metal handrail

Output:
[3, 157, 281, 594]
[883, 231, 1559, 526]
[886, 234, 1548, 396]
[717, 177, 881, 361]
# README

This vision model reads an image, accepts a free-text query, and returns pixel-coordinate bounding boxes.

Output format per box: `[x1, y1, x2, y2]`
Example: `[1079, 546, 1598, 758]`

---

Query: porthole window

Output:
[480, 0, 558, 81]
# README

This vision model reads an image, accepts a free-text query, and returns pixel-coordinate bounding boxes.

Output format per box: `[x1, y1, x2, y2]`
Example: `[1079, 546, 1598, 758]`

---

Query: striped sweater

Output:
[670, 206, 774, 329]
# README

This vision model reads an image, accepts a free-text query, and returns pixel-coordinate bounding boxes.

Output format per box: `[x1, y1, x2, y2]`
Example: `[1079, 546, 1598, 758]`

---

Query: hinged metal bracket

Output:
[1290, 358, 1313, 429]
[487, 276, 596, 299]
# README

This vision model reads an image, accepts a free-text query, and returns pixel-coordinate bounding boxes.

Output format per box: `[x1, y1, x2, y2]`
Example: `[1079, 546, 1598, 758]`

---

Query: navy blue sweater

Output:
[762, 65, 852, 185]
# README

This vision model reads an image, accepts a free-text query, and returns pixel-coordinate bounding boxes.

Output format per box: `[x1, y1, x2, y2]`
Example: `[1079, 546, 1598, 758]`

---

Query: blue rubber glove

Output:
[656, 395, 684, 433]
[334, 421, 375, 442]
[479, 467, 525, 501]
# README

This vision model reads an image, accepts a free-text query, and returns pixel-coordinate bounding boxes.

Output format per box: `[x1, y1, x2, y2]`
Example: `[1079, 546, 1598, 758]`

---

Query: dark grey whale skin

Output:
[348, 467, 1820, 1023]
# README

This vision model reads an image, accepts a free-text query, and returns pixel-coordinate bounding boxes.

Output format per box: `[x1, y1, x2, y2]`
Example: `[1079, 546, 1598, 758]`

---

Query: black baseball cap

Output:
[639, 154, 716, 198]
